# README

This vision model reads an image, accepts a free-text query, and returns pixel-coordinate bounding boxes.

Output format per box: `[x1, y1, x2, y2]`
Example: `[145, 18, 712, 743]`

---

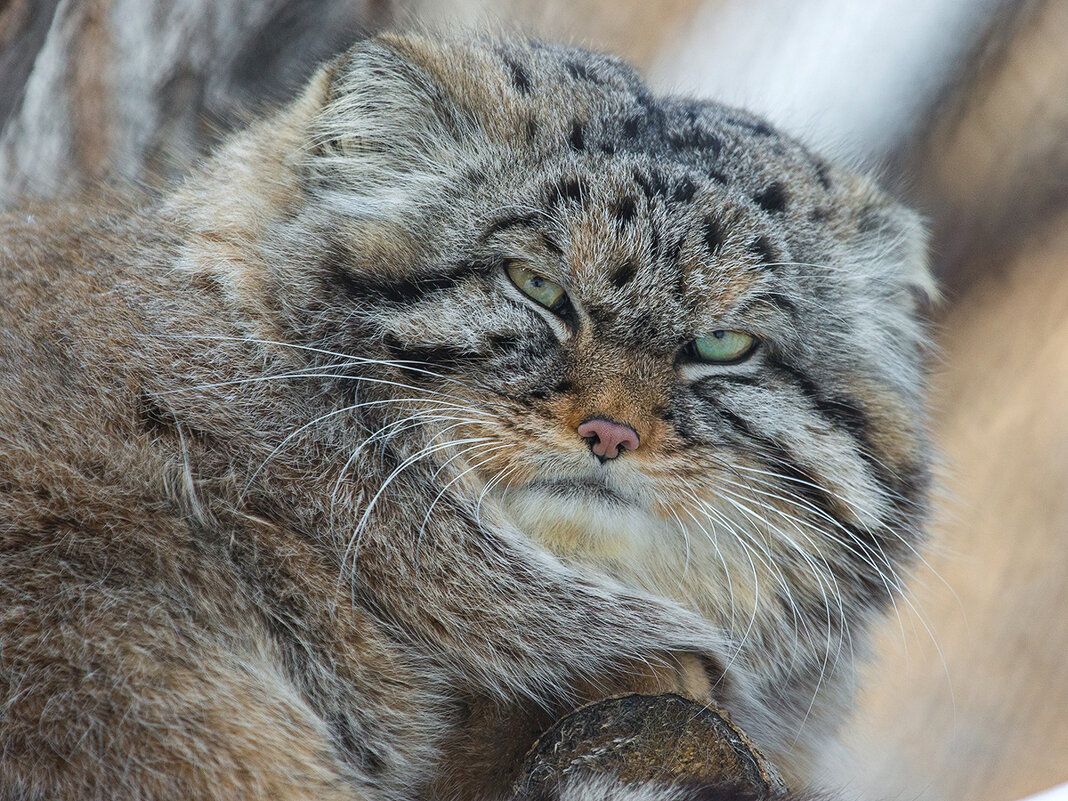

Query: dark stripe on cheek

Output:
[765, 353, 928, 518]
[488, 332, 523, 354]
[325, 245, 483, 307]
[383, 334, 473, 372]
[767, 353, 869, 441]
[709, 399, 845, 524]
[671, 177, 696, 203]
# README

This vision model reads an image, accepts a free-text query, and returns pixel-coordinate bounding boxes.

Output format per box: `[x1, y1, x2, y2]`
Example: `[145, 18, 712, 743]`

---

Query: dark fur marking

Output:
[485, 213, 539, 237]
[666, 238, 683, 265]
[599, 141, 618, 155]
[463, 167, 488, 185]
[809, 207, 829, 223]
[748, 236, 777, 264]
[383, 335, 471, 372]
[568, 120, 585, 151]
[649, 225, 662, 263]
[552, 378, 573, 394]
[614, 195, 637, 227]
[135, 394, 173, 437]
[814, 159, 833, 190]
[703, 217, 724, 254]
[623, 115, 641, 139]
[541, 234, 564, 257]
[707, 168, 729, 184]
[668, 126, 723, 156]
[671, 176, 696, 203]
[488, 333, 523, 352]
[547, 176, 585, 207]
[728, 116, 775, 137]
[610, 260, 638, 288]
[328, 254, 482, 307]
[565, 60, 601, 83]
[585, 302, 618, 328]
[753, 291, 801, 320]
[526, 118, 538, 143]
[503, 55, 532, 94]
[634, 169, 668, 200]
[754, 182, 788, 214]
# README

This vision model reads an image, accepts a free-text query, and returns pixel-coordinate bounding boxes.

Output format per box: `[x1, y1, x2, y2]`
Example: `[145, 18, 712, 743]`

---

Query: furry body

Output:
[0, 34, 932, 800]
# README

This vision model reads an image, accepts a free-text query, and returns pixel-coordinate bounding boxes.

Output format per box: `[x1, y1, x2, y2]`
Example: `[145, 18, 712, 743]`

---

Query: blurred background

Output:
[1, 1, 1066, 798]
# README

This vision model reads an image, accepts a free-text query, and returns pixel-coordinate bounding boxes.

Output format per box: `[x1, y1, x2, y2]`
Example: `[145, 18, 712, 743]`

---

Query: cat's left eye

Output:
[505, 262, 569, 313]
[691, 330, 759, 364]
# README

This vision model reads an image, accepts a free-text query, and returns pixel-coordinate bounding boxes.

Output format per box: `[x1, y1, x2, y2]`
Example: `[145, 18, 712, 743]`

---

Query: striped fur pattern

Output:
[0, 33, 932, 800]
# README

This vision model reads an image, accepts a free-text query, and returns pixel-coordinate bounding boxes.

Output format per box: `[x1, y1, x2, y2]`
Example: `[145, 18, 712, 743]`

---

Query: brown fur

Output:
[0, 33, 933, 800]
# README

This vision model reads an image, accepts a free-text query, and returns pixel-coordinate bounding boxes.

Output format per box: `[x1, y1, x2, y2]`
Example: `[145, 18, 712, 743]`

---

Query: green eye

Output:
[692, 330, 758, 363]
[506, 262, 568, 312]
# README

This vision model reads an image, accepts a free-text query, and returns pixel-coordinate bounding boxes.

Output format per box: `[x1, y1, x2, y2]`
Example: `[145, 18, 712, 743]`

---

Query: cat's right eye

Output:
[505, 262, 570, 314]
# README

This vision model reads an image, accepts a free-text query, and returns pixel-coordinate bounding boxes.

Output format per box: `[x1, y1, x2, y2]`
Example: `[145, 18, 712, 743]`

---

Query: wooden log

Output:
[514, 694, 787, 799]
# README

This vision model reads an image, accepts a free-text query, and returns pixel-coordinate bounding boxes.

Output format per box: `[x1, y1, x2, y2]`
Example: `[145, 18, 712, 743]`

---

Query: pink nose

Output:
[577, 417, 640, 461]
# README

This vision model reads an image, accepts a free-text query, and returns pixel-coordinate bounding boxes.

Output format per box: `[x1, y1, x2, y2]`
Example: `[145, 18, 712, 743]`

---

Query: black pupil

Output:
[532, 276, 544, 287]
[713, 330, 726, 339]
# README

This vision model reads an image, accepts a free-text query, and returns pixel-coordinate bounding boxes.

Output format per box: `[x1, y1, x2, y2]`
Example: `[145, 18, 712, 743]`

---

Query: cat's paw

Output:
[573, 652, 719, 706]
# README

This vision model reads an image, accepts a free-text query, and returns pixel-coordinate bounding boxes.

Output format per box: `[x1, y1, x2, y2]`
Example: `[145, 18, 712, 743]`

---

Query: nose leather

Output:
[577, 417, 640, 461]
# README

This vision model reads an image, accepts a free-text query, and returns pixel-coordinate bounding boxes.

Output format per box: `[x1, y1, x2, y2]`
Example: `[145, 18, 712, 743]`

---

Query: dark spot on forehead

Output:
[566, 60, 601, 83]
[634, 168, 668, 201]
[623, 115, 641, 139]
[665, 238, 683, 265]
[667, 126, 723, 157]
[614, 195, 637, 228]
[568, 120, 585, 151]
[748, 235, 777, 264]
[547, 176, 586, 207]
[703, 217, 724, 254]
[611, 260, 638, 288]
[753, 182, 788, 214]
[503, 55, 532, 94]
[728, 116, 775, 137]
[671, 176, 696, 204]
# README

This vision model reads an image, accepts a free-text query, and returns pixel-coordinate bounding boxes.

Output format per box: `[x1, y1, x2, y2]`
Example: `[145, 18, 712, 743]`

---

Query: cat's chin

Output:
[488, 480, 682, 565]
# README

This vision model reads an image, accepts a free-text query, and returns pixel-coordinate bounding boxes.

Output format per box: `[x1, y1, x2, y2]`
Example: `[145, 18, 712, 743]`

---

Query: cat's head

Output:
[264, 34, 934, 617]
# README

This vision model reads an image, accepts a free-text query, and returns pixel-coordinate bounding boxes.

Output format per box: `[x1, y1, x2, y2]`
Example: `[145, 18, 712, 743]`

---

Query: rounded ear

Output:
[302, 37, 478, 219]
[843, 177, 939, 312]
